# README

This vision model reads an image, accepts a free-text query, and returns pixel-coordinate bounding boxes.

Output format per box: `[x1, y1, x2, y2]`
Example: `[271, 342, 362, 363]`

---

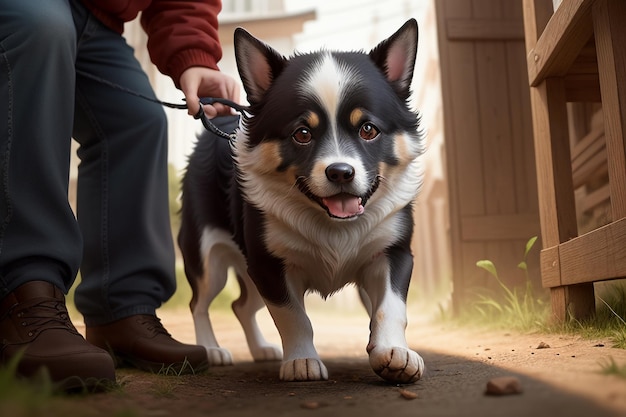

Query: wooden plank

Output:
[571, 126, 604, 169]
[444, 0, 471, 19]
[548, 284, 595, 322]
[437, 0, 470, 314]
[566, 283, 596, 320]
[548, 287, 568, 322]
[571, 127, 606, 188]
[578, 183, 610, 213]
[528, 78, 578, 247]
[447, 42, 486, 217]
[461, 241, 488, 289]
[566, 39, 598, 75]
[471, 0, 502, 19]
[593, 0, 626, 219]
[446, 19, 524, 40]
[526, 0, 594, 86]
[572, 146, 607, 189]
[522, 0, 554, 55]
[503, 0, 524, 20]
[461, 213, 540, 241]
[476, 41, 518, 215]
[564, 74, 602, 102]
[507, 41, 538, 214]
[557, 218, 626, 285]
[540, 245, 561, 287]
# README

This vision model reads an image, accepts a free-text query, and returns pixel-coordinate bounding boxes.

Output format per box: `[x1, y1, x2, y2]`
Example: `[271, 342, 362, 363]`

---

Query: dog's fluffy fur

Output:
[178, 19, 425, 384]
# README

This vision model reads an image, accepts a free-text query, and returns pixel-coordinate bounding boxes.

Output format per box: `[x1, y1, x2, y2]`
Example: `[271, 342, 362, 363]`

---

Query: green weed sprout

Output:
[473, 236, 547, 331]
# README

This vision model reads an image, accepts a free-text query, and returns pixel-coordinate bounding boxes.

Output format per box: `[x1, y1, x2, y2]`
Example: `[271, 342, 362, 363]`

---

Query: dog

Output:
[178, 18, 425, 384]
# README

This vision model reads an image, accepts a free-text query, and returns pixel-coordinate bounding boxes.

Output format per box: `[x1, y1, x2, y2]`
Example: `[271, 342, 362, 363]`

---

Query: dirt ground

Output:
[38, 308, 626, 417]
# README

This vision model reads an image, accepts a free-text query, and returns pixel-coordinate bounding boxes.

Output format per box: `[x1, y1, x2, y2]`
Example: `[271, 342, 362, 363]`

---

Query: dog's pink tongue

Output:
[322, 194, 364, 218]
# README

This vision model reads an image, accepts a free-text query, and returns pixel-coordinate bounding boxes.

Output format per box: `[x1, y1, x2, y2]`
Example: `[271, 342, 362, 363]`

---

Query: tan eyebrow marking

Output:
[350, 108, 364, 127]
[306, 111, 320, 129]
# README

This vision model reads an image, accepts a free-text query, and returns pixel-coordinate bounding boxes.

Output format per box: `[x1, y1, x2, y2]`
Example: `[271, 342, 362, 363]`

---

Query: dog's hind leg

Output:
[231, 271, 282, 362]
[190, 228, 240, 366]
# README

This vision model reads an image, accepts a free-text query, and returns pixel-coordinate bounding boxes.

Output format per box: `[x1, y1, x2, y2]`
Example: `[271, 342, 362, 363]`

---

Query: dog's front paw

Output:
[279, 358, 328, 381]
[251, 344, 282, 362]
[205, 347, 234, 366]
[369, 346, 424, 384]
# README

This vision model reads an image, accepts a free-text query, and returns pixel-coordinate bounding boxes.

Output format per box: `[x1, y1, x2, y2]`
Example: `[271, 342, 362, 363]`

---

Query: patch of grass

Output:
[0, 355, 143, 417]
[599, 356, 626, 380]
[451, 237, 626, 349]
[0, 353, 55, 408]
[461, 237, 550, 332]
[148, 377, 180, 399]
[155, 357, 205, 377]
[0, 353, 83, 417]
[555, 281, 626, 349]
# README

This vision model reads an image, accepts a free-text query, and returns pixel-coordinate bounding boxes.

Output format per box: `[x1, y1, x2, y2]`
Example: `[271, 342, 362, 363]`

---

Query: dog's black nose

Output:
[325, 163, 355, 183]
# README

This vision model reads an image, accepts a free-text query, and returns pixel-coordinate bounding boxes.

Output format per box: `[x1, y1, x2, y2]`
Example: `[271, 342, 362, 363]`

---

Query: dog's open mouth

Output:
[322, 193, 364, 218]
[296, 176, 380, 219]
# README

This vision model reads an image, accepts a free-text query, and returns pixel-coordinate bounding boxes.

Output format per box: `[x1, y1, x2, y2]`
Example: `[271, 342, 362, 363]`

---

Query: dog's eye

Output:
[292, 127, 312, 145]
[359, 122, 380, 141]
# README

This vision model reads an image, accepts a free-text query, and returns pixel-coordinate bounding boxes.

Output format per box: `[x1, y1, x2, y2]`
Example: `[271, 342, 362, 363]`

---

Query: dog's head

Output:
[233, 19, 423, 223]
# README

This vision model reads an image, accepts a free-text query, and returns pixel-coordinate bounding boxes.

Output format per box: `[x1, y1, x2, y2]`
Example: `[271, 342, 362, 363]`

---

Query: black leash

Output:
[195, 97, 246, 140]
[76, 69, 247, 140]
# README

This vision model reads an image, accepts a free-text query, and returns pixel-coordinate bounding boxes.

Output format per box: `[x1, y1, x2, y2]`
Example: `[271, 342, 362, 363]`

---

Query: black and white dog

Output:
[178, 19, 425, 384]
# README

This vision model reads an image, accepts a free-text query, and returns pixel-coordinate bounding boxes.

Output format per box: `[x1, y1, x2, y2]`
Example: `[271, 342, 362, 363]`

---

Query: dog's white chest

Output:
[263, 213, 398, 295]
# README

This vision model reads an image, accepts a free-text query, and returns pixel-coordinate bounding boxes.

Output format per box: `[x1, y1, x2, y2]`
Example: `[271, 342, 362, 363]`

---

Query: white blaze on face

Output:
[298, 53, 361, 152]
[296, 54, 375, 219]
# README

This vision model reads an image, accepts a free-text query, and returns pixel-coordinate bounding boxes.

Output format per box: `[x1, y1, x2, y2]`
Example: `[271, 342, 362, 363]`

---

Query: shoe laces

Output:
[137, 315, 171, 338]
[11, 298, 79, 338]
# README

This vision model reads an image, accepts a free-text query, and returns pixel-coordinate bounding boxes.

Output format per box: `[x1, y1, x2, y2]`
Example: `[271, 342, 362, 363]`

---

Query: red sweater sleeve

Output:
[140, 0, 223, 87]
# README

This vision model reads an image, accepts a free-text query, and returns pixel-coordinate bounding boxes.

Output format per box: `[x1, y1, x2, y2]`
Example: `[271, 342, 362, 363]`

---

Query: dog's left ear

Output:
[369, 18, 418, 100]
[234, 27, 287, 106]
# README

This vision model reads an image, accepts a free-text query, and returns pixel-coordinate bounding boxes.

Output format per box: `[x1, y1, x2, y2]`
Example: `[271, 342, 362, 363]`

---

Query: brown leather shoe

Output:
[86, 315, 208, 375]
[0, 281, 116, 391]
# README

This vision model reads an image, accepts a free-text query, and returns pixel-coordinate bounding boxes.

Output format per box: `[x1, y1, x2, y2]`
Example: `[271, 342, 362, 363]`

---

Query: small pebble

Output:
[399, 389, 418, 400]
[301, 401, 320, 409]
[485, 376, 523, 396]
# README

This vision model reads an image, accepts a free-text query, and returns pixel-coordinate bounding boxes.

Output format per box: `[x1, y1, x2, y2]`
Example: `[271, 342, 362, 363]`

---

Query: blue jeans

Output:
[0, 0, 176, 325]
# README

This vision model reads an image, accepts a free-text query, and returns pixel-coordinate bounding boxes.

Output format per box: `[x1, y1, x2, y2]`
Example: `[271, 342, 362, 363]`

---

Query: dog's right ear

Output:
[234, 28, 287, 106]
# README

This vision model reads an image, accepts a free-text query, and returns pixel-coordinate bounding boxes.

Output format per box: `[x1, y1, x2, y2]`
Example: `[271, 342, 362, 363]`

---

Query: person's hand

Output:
[179, 66, 240, 118]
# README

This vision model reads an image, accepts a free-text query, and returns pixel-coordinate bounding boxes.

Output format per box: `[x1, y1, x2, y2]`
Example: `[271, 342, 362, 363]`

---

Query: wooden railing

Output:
[522, 0, 626, 321]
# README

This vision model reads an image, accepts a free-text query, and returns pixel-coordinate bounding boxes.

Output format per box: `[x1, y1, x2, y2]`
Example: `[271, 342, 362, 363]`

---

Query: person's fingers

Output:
[202, 104, 218, 118]
[179, 70, 201, 116]
[198, 103, 233, 119]
[180, 67, 242, 118]
[184, 87, 201, 116]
